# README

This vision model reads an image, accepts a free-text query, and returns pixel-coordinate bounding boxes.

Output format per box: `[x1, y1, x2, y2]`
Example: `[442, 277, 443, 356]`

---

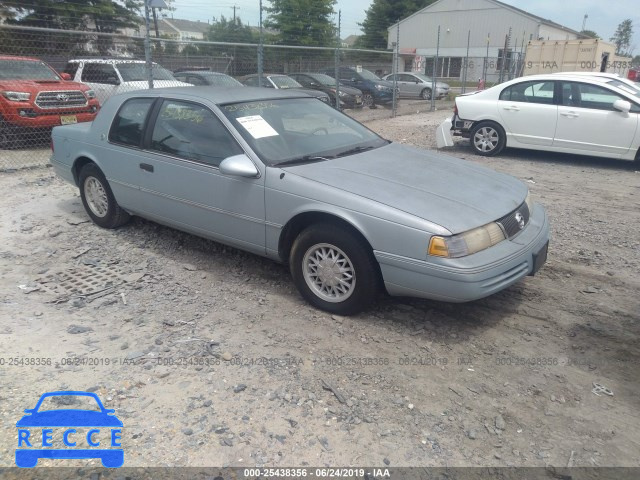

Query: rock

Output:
[221, 352, 233, 361]
[184, 264, 198, 271]
[467, 429, 477, 440]
[495, 415, 506, 430]
[234, 384, 247, 393]
[71, 298, 86, 308]
[203, 400, 213, 407]
[383, 458, 390, 465]
[317, 436, 331, 451]
[120, 342, 129, 350]
[182, 428, 193, 436]
[155, 338, 163, 345]
[67, 325, 93, 334]
[408, 403, 414, 410]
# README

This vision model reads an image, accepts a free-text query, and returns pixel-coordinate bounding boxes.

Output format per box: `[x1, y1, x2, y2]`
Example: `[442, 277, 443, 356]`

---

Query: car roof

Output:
[112, 86, 314, 104]
[176, 71, 230, 76]
[0, 55, 43, 62]
[67, 58, 146, 64]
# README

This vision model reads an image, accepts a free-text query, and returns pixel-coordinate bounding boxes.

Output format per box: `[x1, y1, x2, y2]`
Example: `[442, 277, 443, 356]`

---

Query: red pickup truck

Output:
[0, 55, 100, 149]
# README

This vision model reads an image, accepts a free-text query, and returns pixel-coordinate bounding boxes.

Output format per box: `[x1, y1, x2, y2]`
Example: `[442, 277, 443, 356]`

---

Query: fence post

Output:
[335, 10, 341, 110]
[462, 30, 470, 93]
[431, 25, 440, 112]
[258, 0, 264, 88]
[392, 20, 399, 118]
[143, 0, 154, 89]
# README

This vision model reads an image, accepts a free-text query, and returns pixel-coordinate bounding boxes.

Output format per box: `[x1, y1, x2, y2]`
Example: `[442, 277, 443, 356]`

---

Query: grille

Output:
[35, 90, 88, 109]
[497, 202, 530, 238]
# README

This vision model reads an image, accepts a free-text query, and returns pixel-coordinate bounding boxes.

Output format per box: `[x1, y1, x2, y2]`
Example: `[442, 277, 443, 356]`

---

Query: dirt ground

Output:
[0, 109, 639, 469]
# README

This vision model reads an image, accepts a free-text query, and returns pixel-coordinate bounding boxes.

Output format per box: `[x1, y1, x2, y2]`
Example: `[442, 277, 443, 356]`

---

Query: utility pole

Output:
[144, 0, 154, 89]
[582, 14, 588, 31]
[231, 4, 240, 22]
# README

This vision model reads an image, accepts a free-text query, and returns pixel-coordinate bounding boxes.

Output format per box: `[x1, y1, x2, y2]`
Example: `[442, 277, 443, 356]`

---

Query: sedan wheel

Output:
[290, 223, 380, 315]
[470, 121, 506, 156]
[421, 88, 432, 100]
[362, 93, 375, 108]
[79, 163, 130, 229]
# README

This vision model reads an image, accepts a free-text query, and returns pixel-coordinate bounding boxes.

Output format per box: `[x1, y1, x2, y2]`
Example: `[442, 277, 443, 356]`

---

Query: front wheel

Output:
[420, 88, 432, 100]
[469, 121, 506, 156]
[362, 93, 375, 108]
[290, 224, 380, 315]
[79, 163, 130, 228]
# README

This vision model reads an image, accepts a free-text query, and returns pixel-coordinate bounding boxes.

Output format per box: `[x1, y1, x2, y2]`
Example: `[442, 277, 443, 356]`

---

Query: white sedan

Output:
[437, 74, 640, 161]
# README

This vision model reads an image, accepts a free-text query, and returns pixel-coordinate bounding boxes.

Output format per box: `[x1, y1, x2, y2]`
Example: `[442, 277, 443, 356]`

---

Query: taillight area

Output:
[453, 102, 458, 115]
[50, 138, 54, 153]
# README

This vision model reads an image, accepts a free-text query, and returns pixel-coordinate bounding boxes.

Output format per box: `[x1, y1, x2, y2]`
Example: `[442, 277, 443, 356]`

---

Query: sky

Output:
[167, 0, 639, 55]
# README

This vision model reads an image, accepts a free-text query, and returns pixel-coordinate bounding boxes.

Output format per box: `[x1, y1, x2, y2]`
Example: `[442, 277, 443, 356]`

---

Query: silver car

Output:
[383, 72, 450, 100]
[50, 87, 549, 315]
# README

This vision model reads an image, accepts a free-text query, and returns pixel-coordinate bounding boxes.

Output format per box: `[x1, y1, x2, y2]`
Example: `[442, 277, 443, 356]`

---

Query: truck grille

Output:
[35, 91, 88, 109]
[497, 202, 530, 238]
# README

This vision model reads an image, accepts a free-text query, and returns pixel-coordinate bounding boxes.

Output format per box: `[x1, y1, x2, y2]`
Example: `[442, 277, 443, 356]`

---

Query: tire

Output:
[79, 163, 130, 229]
[420, 88, 432, 100]
[289, 223, 380, 315]
[362, 93, 375, 108]
[469, 121, 506, 156]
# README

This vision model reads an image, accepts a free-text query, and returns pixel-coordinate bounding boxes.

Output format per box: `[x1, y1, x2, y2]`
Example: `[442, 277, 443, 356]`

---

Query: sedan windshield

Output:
[310, 73, 337, 87]
[605, 79, 640, 98]
[118, 63, 177, 82]
[0, 59, 60, 81]
[222, 98, 388, 165]
[358, 68, 382, 81]
[205, 74, 243, 87]
[270, 76, 303, 89]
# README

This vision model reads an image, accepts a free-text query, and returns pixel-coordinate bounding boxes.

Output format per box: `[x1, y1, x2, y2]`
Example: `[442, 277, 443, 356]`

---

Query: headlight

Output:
[1, 91, 30, 101]
[525, 192, 533, 215]
[428, 222, 506, 258]
[85, 89, 96, 99]
[338, 90, 348, 97]
[375, 84, 391, 92]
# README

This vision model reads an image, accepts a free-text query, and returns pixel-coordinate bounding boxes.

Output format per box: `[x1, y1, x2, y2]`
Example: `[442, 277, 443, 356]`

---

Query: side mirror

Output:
[219, 154, 259, 177]
[60, 73, 72, 80]
[613, 99, 631, 113]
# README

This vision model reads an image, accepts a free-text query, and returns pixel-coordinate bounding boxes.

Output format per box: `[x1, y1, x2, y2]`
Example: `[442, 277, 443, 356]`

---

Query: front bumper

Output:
[2, 108, 98, 128]
[436, 117, 455, 148]
[375, 203, 550, 302]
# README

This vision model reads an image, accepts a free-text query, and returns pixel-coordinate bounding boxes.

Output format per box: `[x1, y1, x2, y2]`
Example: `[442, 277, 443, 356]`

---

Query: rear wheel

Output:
[79, 163, 130, 228]
[290, 223, 379, 315]
[469, 121, 506, 156]
[420, 88, 432, 100]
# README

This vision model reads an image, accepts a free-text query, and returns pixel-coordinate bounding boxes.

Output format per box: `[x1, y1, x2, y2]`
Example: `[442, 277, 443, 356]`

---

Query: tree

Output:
[264, 0, 336, 47]
[610, 18, 633, 55]
[356, 0, 436, 49]
[632, 55, 640, 67]
[579, 30, 599, 39]
[207, 15, 257, 44]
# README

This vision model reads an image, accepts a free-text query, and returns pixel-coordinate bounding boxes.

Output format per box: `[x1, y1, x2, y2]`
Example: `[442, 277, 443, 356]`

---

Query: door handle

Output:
[139, 163, 154, 172]
[561, 111, 579, 118]
[503, 105, 520, 111]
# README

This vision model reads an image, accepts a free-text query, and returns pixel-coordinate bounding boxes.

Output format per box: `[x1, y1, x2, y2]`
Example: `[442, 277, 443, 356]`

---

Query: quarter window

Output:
[150, 100, 243, 167]
[109, 98, 155, 147]
[499, 81, 555, 104]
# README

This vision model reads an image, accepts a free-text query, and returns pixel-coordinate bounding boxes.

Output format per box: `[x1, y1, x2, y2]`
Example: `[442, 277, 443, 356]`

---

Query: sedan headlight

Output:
[85, 89, 97, 99]
[1, 91, 30, 101]
[338, 90, 349, 97]
[375, 84, 391, 92]
[428, 222, 506, 258]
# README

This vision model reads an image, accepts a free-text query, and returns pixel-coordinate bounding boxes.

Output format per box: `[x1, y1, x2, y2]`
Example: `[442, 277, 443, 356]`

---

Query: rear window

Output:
[109, 98, 155, 147]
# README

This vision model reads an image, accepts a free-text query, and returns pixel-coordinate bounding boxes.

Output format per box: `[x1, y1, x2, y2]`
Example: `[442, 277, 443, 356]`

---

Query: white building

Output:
[387, 0, 585, 82]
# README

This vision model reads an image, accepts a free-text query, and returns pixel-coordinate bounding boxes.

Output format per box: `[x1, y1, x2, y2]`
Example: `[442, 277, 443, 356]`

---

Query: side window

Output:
[187, 75, 206, 86]
[399, 74, 412, 82]
[500, 81, 555, 104]
[150, 100, 243, 167]
[82, 63, 119, 84]
[569, 83, 630, 111]
[109, 98, 155, 147]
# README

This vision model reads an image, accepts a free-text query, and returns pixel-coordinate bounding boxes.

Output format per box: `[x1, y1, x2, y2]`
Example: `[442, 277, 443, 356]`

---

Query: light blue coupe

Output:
[50, 87, 549, 315]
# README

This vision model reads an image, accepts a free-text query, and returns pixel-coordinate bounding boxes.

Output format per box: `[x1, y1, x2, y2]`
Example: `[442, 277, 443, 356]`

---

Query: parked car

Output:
[0, 55, 99, 149]
[383, 72, 450, 100]
[318, 66, 395, 108]
[239, 73, 331, 104]
[437, 74, 640, 160]
[63, 59, 191, 104]
[173, 70, 244, 87]
[51, 87, 549, 314]
[287, 72, 363, 109]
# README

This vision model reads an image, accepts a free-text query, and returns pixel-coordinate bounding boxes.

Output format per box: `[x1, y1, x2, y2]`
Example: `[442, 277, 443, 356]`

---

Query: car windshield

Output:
[118, 63, 177, 82]
[605, 79, 640, 97]
[310, 73, 337, 87]
[222, 98, 388, 165]
[270, 76, 302, 89]
[35, 395, 102, 412]
[0, 59, 60, 80]
[358, 68, 382, 81]
[205, 74, 243, 87]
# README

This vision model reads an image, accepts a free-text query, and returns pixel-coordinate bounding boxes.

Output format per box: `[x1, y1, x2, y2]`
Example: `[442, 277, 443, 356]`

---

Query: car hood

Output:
[120, 80, 192, 88]
[333, 85, 362, 95]
[0, 79, 88, 91]
[16, 410, 123, 427]
[282, 143, 527, 234]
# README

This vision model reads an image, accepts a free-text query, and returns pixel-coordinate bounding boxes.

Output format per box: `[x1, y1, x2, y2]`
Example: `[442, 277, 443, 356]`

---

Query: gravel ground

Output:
[0, 109, 639, 469]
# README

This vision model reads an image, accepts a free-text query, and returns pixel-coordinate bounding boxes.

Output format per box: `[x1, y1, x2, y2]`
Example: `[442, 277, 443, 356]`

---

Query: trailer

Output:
[523, 39, 631, 77]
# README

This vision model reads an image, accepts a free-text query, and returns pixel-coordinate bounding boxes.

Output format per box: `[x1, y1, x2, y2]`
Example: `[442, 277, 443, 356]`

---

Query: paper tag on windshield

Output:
[236, 115, 279, 139]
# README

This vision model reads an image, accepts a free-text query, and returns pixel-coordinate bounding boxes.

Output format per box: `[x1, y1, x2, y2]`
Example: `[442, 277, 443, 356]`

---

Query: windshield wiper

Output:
[335, 145, 378, 158]
[273, 155, 332, 167]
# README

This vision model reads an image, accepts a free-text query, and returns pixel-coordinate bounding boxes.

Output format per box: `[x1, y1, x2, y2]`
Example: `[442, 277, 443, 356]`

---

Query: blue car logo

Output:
[15, 391, 123, 468]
